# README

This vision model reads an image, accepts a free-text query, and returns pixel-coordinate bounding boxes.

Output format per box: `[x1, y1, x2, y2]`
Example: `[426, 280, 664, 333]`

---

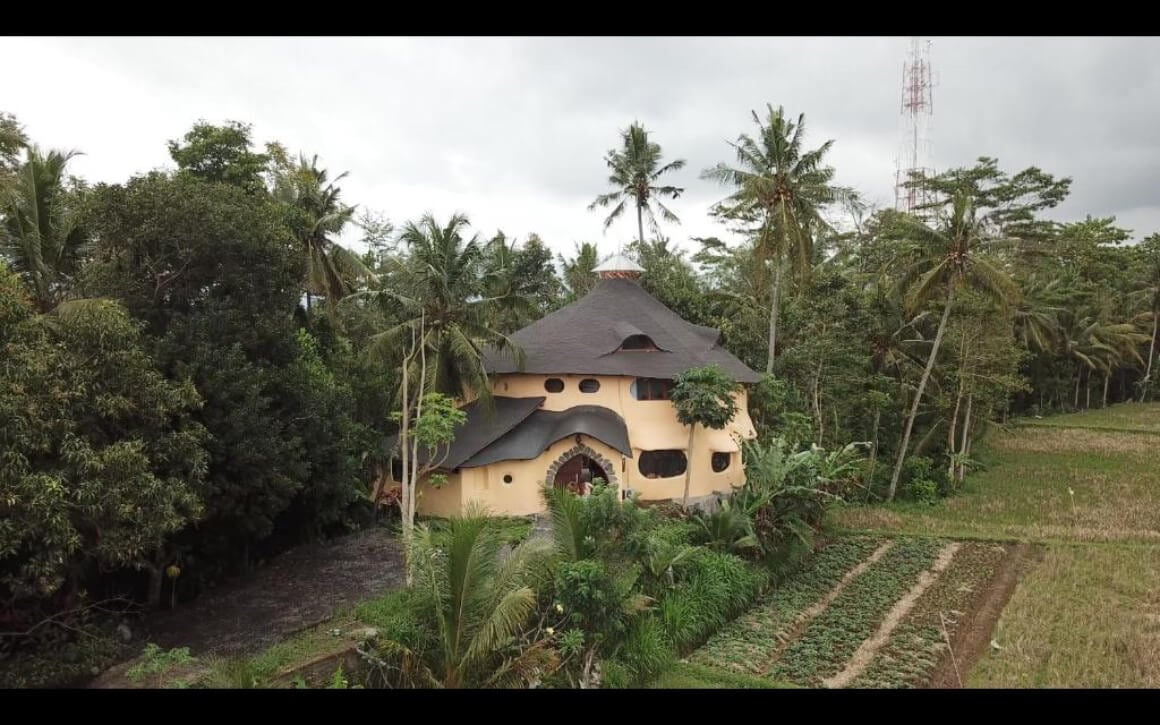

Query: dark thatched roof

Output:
[462, 405, 631, 467]
[382, 396, 545, 470]
[382, 398, 631, 471]
[482, 278, 760, 383]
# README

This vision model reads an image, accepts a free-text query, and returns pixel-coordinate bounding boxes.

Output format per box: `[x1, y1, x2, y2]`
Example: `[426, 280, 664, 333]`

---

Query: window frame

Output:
[637, 449, 688, 479]
[711, 451, 732, 473]
[632, 377, 673, 401]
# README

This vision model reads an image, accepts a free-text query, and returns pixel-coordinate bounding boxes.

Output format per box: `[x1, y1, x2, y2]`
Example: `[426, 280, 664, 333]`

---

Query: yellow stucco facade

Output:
[395, 373, 756, 517]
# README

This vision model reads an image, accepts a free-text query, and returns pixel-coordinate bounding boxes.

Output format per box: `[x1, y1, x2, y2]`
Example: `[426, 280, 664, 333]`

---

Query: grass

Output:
[837, 403, 1160, 688]
[969, 543, 1160, 688]
[1012, 401, 1160, 434]
[650, 662, 796, 689]
[832, 424, 1160, 544]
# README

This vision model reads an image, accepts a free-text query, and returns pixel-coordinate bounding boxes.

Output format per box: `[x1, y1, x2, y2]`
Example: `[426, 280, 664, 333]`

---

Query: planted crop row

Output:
[767, 537, 944, 686]
[850, 542, 1008, 688]
[688, 537, 884, 676]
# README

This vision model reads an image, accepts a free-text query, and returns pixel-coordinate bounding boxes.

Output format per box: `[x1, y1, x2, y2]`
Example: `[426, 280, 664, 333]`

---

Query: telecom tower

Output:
[894, 37, 936, 218]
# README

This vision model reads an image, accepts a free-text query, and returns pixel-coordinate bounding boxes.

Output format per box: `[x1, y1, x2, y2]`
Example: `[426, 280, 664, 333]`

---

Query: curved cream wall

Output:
[438, 373, 759, 514]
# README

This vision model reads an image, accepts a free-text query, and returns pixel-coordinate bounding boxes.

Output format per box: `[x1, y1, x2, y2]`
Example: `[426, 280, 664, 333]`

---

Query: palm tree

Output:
[1, 147, 88, 312]
[588, 122, 685, 246]
[1131, 236, 1160, 401]
[353, 213, 526, 401]
[1013, 274, 1064, 355]
[884, 191, 1018, 501]
[407, 509, 556, 688]
[558, 242, 600, 301]
[702, 105, 858, 373]
[272, 153, 371, 313]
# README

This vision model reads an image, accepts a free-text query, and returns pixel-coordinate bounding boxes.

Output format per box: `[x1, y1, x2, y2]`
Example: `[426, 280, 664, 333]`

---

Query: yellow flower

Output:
[165, 565, 182, 579]
[545, 627, 555, 636]
[555, 603, 564, 614]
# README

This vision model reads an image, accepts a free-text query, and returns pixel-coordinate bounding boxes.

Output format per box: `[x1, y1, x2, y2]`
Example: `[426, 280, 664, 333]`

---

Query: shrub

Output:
[659, 549, 766, 653]
[605, 615, 674, 687]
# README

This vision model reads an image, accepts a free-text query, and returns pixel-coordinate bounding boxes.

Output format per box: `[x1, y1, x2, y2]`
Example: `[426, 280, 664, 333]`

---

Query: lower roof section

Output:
[461, 404, 632, 468]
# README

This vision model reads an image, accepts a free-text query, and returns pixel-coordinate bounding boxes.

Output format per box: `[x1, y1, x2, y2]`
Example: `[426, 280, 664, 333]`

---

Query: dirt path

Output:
[99, 527, 404, 680]
[928, 542, 1035, 688]
[824, 542, 961, 689]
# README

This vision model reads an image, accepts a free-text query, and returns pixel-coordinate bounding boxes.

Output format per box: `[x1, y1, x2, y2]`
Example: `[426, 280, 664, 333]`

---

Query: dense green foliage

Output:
[1, 93, 1156, 687]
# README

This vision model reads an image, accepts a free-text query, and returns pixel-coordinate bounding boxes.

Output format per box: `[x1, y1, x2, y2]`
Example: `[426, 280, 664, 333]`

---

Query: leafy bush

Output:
[354, 588, 431, 653]
[900, 456, 942, 503]
[127, 643, 196, 683]
[731, 438, 862, 563]
[0, 613, 123, 688]
[689, 500, 758, 555]
[605, 615, 675, 687]
[659, 549, 766, 653]
[906, 477, 939, 504]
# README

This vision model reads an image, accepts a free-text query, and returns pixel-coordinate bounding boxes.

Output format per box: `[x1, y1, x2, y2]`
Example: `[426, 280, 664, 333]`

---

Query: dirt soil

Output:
[928, 542, 1037, 688]
[127, 527, 403, 659]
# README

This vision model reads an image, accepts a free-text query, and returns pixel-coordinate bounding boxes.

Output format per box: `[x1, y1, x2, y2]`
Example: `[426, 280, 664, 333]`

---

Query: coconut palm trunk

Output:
[887, 283, 955, 502]
[957, 394, 973, 483]
[866, 408, 881, 503]
[1142, 311, 1158, 402]
[637, 202, 645, 246]
[767, 257, 782, 374]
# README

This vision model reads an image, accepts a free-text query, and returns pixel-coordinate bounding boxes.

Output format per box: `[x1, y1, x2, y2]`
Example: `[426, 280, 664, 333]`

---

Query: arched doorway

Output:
[551, 454, 609, 496]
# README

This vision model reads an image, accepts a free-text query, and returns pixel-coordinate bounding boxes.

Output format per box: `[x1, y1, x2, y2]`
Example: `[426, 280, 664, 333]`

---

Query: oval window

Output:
[544, 378, 565, 393]
[711, 452, 731, 473]
[579, 378, 600, 393]
[638, 450, 687, 479]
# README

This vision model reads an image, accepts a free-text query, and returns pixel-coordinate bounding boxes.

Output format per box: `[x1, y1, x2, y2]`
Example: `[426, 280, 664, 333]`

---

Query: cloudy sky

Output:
[4, 37, 1159, 256]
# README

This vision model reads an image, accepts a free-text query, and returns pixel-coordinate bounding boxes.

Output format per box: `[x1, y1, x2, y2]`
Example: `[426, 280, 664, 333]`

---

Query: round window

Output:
[503, 474, 513, 485]
[544, 378, 564, 393]
[711, 452, 731, 473]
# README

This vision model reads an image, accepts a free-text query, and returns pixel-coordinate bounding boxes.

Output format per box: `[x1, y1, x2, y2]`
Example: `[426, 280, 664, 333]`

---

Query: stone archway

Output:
[545, 443, 619, 490]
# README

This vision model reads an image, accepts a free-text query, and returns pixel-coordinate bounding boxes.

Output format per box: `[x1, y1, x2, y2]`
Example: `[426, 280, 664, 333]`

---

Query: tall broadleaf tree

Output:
[703, 104, 858, 373]
[588, 122, 685, 245]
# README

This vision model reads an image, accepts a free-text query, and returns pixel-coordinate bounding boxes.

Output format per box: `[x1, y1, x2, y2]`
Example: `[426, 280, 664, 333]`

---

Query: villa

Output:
[384, 254, 760, 517]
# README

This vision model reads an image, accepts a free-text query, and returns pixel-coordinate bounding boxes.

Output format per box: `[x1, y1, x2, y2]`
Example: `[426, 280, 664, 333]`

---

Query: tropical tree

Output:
[1, 147, 88, 312]
[167, 120, 270, 194]
[0, 111, 27, 185]
[588, 122, 685, 245]
[407, 510, 556, 688]
[558, 242, 600, 301]
[670, 366, 739, 507]
[883, 191, 1019, 501]
[354, 213, 525, 401]
[271, 152, 371, 313]
[1132, 234, 1160, 401]
[702, 104, 858, 373]
[0, 263, 207, 608]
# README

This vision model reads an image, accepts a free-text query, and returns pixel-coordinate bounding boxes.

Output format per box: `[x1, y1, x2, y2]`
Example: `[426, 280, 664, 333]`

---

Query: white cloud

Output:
[4, 36, 1158, 260]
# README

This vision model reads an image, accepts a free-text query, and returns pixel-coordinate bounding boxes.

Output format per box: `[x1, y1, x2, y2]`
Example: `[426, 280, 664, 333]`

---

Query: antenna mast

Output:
[894, 37, 936, 219]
